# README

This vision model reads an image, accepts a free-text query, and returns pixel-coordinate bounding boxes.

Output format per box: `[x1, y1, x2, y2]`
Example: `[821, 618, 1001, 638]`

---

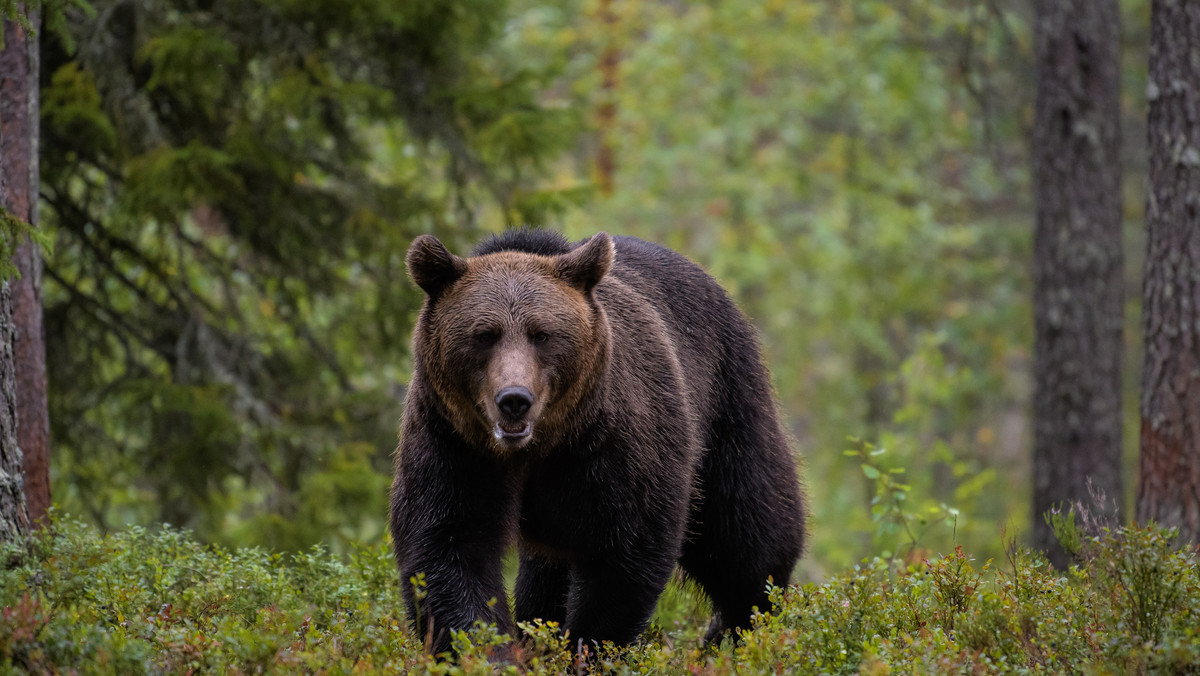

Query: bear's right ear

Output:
[407, 235, 468, 297]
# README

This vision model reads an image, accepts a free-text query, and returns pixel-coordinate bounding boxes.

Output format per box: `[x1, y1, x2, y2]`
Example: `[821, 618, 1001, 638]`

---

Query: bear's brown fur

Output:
[391, 229, 805, 654]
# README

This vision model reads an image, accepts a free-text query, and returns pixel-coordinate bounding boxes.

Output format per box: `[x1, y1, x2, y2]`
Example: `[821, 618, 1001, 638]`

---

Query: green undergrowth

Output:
[2, 516, 1199, 674]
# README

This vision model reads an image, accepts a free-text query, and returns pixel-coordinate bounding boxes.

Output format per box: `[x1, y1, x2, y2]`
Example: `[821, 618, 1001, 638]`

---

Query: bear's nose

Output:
[496, 386, 533, 420]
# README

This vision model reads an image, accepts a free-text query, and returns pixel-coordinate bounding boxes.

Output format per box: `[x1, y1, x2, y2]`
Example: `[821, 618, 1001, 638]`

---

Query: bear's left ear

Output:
[407, 235, 468, 297]
[556, 232, 614, 294]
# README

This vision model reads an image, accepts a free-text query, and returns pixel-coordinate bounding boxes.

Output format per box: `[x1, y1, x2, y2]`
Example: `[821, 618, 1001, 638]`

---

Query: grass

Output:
[2, 515, 1198, 674]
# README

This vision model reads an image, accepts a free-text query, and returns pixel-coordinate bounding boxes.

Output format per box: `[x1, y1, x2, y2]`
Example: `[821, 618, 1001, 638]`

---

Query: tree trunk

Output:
[0, 280, 26, 540]
[0, 7, 42, 538]
[1136, 1, 1200, 543]
[1031, 0, 1124, 568]
[1, 6, 48, 526]
[594, 0, 619, 196]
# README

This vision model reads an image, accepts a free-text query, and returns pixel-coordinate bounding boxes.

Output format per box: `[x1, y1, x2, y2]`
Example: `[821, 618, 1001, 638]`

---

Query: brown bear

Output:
[390, 229, 805, 655]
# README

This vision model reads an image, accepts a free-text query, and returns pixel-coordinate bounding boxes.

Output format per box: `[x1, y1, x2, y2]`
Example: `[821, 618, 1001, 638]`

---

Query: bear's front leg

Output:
[399, 542, 511, 655]
[564, 555, 676, 647]
[514, 550, 571, 627]
[392, 421, 518, 655]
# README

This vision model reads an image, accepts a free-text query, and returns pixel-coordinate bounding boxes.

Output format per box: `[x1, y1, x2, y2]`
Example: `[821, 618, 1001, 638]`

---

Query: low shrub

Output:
[1, 516, 1198, 674]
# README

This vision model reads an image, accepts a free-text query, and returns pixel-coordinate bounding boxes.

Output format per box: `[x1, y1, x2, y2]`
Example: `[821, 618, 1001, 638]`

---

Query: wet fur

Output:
[391, 230, 806, 653]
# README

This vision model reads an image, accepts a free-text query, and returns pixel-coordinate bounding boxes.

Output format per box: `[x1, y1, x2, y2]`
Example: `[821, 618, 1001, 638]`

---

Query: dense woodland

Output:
[2, 0, 1200, 672]
[8, 0, 1047, 563]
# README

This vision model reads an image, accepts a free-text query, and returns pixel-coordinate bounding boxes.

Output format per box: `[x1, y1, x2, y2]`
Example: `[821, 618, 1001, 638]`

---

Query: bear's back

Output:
[603, 236, 754, 433]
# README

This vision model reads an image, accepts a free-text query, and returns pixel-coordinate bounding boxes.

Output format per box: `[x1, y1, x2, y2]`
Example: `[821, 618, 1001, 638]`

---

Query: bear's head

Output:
[406, 232, 614, 453]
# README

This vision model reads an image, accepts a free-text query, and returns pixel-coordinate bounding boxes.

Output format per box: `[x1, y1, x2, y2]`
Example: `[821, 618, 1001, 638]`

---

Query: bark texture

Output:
[0, 9, 40, 538]
[1032, 0, 1124, 568]
[0, 281, 25, 540]
[1136, 0, 1200, 543]
[594, 0, 618, 196]
[1, 7, 48, 525]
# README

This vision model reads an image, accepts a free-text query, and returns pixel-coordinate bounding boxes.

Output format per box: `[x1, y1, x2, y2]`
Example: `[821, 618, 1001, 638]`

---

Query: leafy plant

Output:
[3, 515, 1198, 673]
[845, 438, 961, 562]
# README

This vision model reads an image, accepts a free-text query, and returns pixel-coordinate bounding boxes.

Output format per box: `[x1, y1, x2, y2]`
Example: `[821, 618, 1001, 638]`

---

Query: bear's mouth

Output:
[493, 421, 532, 441]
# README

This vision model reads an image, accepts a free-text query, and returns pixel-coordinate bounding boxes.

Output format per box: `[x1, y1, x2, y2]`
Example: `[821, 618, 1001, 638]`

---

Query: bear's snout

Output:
[496, 386, 533, 420]
[492, 385, 536, 445]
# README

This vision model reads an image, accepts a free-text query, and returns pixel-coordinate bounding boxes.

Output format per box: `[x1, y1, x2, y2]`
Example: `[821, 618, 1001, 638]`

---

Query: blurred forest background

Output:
[27, 0, 1154, 578]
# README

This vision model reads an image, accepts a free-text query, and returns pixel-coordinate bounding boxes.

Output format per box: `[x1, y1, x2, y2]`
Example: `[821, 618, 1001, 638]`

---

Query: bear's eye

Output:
[473, 330, 501, 348]
[530, 331, 550, 345]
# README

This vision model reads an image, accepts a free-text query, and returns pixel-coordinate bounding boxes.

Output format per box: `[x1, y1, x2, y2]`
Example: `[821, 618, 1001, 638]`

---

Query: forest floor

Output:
[2, 516, 1198, 674]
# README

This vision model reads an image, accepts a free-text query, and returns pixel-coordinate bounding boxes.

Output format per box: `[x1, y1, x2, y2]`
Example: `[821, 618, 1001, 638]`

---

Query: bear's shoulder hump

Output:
[472, 229, 572, 257]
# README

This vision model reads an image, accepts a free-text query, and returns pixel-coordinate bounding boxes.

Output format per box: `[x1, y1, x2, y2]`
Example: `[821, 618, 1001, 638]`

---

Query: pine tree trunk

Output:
[0, 281, 26, 540]
[0, 8, 41, 539]
[1031, 0, 1124, 568]
[1136, 0, 1200, 543]
[2, 6, 48, 526]
[594, 0, 618, 196]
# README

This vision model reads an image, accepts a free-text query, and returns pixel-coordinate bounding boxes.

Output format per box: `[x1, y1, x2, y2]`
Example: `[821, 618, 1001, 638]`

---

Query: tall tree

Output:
[1, 6, 41, 540]
[3, 4, 49, 526]
[1031, 0, 1124, 567]
[1136, 1, 1200, 542]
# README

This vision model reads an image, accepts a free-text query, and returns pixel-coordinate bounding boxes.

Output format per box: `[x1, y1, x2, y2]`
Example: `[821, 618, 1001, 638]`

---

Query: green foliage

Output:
[846, 439, 961, 562]
[0, 208, 53, 281]
[0, 517, 412, 672]
[1, 0, 93, 51]
[41, 0, 579, 552]
[0, 0, 34, 33]
[1052, 509, 1197, 654]
[1046, 509, 1084, 560]
[750, 525, 1200, 674]
[3, 517, 1198, 673]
